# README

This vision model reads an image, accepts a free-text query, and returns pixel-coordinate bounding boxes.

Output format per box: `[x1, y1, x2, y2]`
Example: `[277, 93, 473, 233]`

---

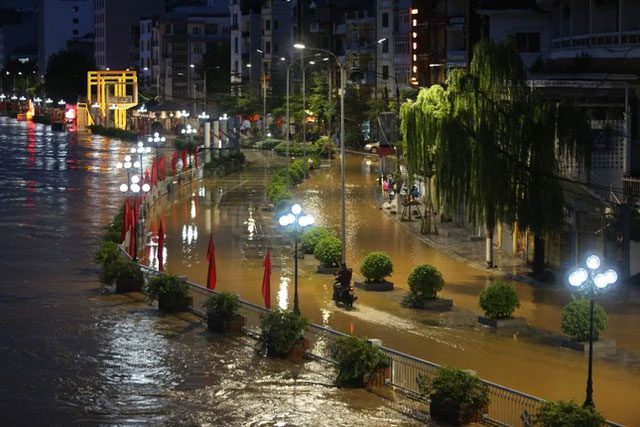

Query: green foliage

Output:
[203, 291, 240, 321]
[313, 236, 342, 268]
[315, 135, 335, 158]
[535, 400, 605, 427]
[359, 252, 394, 282]
[274, 141, 321, 157]
[100, 257, 128, 286]
[256, 138, 283, 150]
[332, 336, 391, 387]
[115, 261, 144, 291]
[88, 125, 138, 141]
[419, 367, 489, 410]
[479, 280, 520, 319]
[145, 274, 190, 306]
[174, 136, 197, 151]
[95, 240, 121, 266]
[301, 227, 335, 254]
[561, 298, 608, 341]
[257, 310, 308, 357]
[204, 151, 246, 172]
[266, 181, 292, 205]
[407, 264, 445, 300]
[102, 207, 125, 243]
[45, 50, 95, 102]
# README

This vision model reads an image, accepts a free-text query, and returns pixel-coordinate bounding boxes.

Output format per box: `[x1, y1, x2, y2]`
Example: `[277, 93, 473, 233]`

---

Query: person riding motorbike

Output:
[333, 263, 354, 304]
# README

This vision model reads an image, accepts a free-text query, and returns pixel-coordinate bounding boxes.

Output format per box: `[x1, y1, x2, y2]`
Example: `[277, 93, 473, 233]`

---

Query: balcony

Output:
[551, 31, 640, 59]
[623, 176, 640, 199]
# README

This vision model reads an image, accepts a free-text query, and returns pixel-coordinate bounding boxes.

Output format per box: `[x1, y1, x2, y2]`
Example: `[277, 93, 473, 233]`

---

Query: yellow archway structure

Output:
[86, 70, 138, 129]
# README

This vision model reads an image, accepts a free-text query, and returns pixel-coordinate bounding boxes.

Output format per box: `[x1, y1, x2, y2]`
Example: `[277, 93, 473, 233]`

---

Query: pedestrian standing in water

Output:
[382, 179, 389, 201]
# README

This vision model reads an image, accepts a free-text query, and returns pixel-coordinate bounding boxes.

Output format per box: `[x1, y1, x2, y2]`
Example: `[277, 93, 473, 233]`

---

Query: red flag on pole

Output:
[262, 249, 271, 309]
[157, 219, 165, 272]
[160, 155, 166, 180]
[121, 198, 130, 243]
[171, 151, 178, 175]
[206, 234, 217, 289]
[144, 167, 150, 184]
[181, 149, 188, 171]
[128, 203, 137, 258]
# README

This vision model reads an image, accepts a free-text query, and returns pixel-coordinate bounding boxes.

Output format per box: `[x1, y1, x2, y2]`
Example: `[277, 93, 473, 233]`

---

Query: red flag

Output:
[151, 159, 158, 186]
[144, 167, 150, 184]
[206, 233, 217, 290]
[121, 198, 130, 243]
[171, 151, 178, 175]
[181, 149, 188, 171]
[262, 249, 271, 309]
[157, 219, 165, 272]
[128, 203, 137, 258]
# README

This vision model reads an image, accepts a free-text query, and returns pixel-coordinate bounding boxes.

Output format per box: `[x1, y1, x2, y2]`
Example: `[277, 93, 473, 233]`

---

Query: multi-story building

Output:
[375, 0, 411, 99]
[93, 0, 161, 70]
[139, 17, 161, 95]
[38, 0, 94, 73]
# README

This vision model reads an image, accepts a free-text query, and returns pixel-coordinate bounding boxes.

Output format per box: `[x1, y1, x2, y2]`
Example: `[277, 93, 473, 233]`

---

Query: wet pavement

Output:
[0, 118, 421, 425]
[150, 150, 640, 425]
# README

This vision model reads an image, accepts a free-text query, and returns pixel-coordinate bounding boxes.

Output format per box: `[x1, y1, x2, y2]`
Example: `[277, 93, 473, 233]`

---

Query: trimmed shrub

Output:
[479, 279, 520, 319]
[95, 240, 121, 266]
[103, 207, 125, 243]
[115, 261, 144, 292]
[256, 138, 283, 150]
[561, 298, 608, 341]
[267, 181, 292, 205]
[535, 400, 605, 427]
[145, 274, 190, 308]
[316, 135, 335, 158]
[332, 336, 391, 387]
[360, 252, 394, 282]
[257, 310, 308, 357]
[408, 264, 445, 300]
[314, 235, 342, 268]
[88, 125, 138, 141]
[301, 227, 335, 254]
[100, 257, 128, 286]
[204, 291, 240, 321]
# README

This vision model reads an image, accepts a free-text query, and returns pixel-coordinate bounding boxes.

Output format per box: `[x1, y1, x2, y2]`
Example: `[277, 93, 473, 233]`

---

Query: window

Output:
[234, 36, 238, 53]
[382, 39, 389, 53]
[266, 41, 271, 53]
[72, 29, 79, 36]
[234, 60, 238, 72]
[72, 18, 79, 24]
[382, 12, 389, 28]
[274, 20, 278, 30]
[192, 26, 201, 35]
[265, 19, 271, 31]
[205, 24, 217, 34]
[72, 6, 79, 12]
[233, 13, 238, 26]
[515, 32, 540, 53]
[382, 65, 389, 79]
[193, 43, 204, 54]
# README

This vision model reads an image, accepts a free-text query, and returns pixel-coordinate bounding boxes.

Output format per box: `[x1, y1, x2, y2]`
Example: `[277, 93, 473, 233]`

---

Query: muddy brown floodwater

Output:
[0, 119, 422, 425]
[147, 150, 640, 425]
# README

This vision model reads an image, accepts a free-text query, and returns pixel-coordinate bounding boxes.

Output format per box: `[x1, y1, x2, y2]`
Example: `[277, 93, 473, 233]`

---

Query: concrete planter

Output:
[430, 395, 488, 425]
[115, 278, 143, 293]
[158, 295, 192, 313]
[364, 366, 391, 389]
[207, 314, 246, 335]
[355, 280, 394, 291]
[561, 336, 616, 356]
[478, 316, 527, 329]
[317, 266, 339, 275]
[287, 337, 310, 363]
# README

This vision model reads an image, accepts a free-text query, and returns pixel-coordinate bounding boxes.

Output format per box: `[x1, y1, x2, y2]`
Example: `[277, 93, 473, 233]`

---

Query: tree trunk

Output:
[532, 234, 545, 278]
[485, 227, 494, 268]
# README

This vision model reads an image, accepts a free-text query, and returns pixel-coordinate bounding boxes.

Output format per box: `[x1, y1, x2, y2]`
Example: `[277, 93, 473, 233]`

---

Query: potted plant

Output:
[478, 280, 525, 328]
[95, 240, 124, 286]
[402, 264, 452, 309]
[560, 298, 609, 352]
[301, 227, 335, 255]
[203, 291, 245, 334]
[145, 274, 191, 313]
[535, 400, 605, 427]
[257, 310, 309, 362]
[421, 367, 489, 425]
[313, 235, 342, 274]
[332, 336, 391, 388]
[355, 251, 394, 291]
[115, 260, 144, 293]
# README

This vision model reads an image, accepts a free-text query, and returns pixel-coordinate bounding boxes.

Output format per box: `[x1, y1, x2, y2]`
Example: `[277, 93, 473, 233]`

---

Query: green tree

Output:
[45, 50, 94, 102]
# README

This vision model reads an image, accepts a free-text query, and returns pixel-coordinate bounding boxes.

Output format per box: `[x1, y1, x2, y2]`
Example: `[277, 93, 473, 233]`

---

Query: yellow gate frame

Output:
[87, 70, 138, 129]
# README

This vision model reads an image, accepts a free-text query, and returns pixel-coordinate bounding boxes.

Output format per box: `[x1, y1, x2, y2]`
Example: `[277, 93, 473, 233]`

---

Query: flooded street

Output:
[150, 150, 640, 425]
[0, 118, 420, 425]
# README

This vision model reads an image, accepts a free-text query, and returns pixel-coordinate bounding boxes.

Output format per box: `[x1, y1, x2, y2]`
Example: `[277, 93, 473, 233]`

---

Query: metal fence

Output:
[133, 258, 623, 427]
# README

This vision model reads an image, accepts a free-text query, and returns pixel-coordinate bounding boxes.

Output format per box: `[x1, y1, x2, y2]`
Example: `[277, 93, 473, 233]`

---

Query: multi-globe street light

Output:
[278, 203, 315, 314]
[568, 254, 618, 408]
[293, 38, 385, 264]
[118, 174, 151, 261]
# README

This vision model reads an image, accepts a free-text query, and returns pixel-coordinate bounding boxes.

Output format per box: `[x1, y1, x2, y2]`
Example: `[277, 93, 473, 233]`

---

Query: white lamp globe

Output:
[154, 132, 160, 138]
[161, 137, 166, 142]
[130, 183, 140, 193]
[569, 268, 588, 287]
[298, 216, 308, 227]
[137, 141, 144, 148]
[141, 183, 151, 192]
[291, 203, 302, 215]
[124, 155, 131, 162]
[181, 129, 186, 134]
[119, 184, 128, 193]
[130, 147, 137, 154]
[306, 215, 315, 225]
[116, 162, 123, 169]
[124, 161, 132, 169]
[131, 175, 140, 184]
[133, 161, 141, 169]
[586, 255, 601, 270]
[594, 273, 609, 289]
[604, 269, 618, 285]
[145, 147, 152, 153]
[137, 147, 144, 154]
[286, 213, 295, 225]
[278, 216, 288, 227]
[148, 137, 153, 143]
[576, 268, 588, 284]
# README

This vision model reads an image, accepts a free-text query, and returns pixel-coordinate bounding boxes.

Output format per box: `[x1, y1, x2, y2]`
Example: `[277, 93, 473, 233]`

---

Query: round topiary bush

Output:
[301, 227, 335, 254]
[95, 240, 121, 266]
[332, 336, 391, 387]
[535, 400, 605, 427]
[408, 264, 445, 300]
[257, 310, 308, 357]
[561, 298, 608, 341]
[145, 274, 190, 311]
[359, 252, 394, 282]
[314, 235, 342, 268]
[479, 279, 520, 319]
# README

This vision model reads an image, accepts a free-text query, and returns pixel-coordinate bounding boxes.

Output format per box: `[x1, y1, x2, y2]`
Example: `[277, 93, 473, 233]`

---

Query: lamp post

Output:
[278, 203, 315, 314]
[568, 254, 618, 408]
[294, 38, 385, 265]
[119, 175, 151, 262]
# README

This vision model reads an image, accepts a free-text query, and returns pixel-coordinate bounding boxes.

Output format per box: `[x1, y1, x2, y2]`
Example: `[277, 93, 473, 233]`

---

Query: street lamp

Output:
[119, 174, 151, 261]
[294, 38, 385, 265]
[568, 254, 618, 408]
[278, 203, 315, 314]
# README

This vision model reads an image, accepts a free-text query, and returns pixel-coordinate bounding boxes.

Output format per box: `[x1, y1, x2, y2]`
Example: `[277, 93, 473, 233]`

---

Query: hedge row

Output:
[265, 158, 313, 206]
[89, 125, 138, 141]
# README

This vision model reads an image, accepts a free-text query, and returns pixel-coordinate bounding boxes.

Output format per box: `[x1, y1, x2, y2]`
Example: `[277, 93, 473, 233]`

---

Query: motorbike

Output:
[332, 281, 357, 308]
